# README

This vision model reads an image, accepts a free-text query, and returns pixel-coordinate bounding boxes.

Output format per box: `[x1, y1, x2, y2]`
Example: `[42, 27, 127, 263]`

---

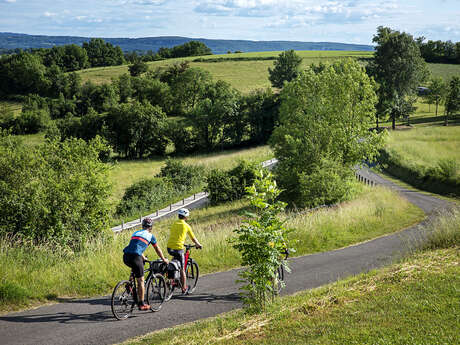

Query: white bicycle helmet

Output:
[178, 208, 190, 217]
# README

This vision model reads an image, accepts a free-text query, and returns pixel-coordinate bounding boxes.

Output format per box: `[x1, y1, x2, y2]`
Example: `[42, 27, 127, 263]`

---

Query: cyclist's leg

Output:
[126, 253, 148, 308]
[167, 248, 186, 291]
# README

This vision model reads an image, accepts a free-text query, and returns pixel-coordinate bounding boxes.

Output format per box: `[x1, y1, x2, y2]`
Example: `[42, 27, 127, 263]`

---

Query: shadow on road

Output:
[166, 291, 241, 303]
[0, 310, 114, 324]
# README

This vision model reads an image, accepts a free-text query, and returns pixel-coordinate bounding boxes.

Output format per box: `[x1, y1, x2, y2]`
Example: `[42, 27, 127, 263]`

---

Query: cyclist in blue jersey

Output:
[123, 217, 169, 311]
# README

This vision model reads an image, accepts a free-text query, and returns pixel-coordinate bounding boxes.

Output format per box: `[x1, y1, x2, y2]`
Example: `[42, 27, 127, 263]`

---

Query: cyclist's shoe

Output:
[181, 286, 190, 295]
[138, 303, 150, 311]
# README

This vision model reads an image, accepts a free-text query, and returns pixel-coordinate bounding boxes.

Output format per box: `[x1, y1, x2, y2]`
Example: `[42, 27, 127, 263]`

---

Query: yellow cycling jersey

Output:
[167, 219, 196, 250]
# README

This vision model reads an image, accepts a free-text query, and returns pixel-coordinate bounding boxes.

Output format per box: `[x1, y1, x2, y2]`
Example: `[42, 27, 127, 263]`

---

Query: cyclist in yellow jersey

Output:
[167, 208, 202, 293]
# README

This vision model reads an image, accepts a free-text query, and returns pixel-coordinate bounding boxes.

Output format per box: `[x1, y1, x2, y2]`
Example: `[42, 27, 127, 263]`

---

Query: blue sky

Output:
[1, 0, 459, 44]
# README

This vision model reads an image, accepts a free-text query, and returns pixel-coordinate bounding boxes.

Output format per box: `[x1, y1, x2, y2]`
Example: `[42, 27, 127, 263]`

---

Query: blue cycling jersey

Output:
[123, 229, 157, 256]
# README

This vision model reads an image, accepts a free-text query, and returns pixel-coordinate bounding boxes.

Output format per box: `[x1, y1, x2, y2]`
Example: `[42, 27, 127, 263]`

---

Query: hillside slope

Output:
[0, 32, 374, 54]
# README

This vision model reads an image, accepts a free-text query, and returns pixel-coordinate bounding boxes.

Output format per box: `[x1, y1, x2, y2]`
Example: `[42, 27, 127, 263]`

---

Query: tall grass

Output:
[386, 126, 460, 169]
[380, 126, 460, 196]
[0, 185, 424, 312]
[422, 206, 460, 249]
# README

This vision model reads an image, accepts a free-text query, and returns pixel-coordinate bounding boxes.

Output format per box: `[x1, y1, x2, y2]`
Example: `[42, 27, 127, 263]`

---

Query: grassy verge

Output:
[120, 208, 460, 345]
[0, 185, 424, 313]
[379, 126, 460, 197]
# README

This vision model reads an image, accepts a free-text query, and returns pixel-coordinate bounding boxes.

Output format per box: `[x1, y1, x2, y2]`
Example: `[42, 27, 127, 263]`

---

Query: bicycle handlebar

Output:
[184, 244, 202, 250]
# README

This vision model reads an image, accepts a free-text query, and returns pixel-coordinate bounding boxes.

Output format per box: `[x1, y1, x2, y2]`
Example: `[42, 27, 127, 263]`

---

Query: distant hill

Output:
[0, 32, 373, 54]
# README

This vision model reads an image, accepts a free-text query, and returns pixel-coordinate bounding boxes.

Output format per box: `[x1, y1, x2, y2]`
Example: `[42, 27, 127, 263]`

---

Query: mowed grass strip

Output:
[0, 185, 424, 312]
[124, 246, 459, 345]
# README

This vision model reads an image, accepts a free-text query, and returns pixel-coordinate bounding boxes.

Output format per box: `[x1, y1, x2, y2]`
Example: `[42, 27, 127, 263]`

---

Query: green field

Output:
[76, 51, 460, 94]
[385, 126, 460, 179]
[120, 207, 460, 345]
[0, 185, 424, 312]
[109, 145, 273, 202]
[77, 51, 373, 92]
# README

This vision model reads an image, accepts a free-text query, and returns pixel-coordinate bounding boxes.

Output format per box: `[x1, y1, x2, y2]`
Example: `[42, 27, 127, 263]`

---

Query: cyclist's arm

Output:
[188, 226, 202, 249]
[152, 243, 169, 264]
[192, 237, 202, 249]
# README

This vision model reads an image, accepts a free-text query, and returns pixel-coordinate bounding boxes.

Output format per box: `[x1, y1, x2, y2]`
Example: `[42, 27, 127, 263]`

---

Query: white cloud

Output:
[44, 11, 57, 17]
[4, 0, 17, 3]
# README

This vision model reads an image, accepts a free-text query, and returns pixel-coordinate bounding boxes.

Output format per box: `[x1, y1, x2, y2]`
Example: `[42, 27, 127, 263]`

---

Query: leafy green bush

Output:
[0, 133, 112, 249]
[115, 178, 176, 217]
[166, 121, 199, 154]
[231, 169, 292, 312]
[297, 158, 354, 209]
[206, 160, 258, 205]
[156, 158, 205, 193]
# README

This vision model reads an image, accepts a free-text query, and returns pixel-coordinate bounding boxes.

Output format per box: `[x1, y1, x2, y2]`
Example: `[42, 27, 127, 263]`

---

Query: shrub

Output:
[297, 158, 354, 209]
[166, 121, 199, 154]
[231, 169, 292, 312]
[0, 133, 112, 249]
[206, 160, 258, 205]
[116, 177, 176, 217]
[13, 108, 51, 134]
[156, 158, 205, 193]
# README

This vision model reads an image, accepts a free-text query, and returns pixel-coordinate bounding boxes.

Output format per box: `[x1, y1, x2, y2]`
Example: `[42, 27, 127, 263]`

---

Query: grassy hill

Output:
[77, 50, 374, 92]
[76, 51, 460, 93]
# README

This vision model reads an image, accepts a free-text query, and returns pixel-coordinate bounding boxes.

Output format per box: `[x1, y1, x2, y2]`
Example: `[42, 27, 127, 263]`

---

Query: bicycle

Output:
[111, 259, 167, 320]
[274, 248, 290, 295]
[164, 244, 200, 301]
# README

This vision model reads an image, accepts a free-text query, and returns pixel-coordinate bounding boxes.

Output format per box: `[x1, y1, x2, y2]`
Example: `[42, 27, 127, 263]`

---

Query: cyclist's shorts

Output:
[123, 252, 144, 278]
[167, 248, 185, 268]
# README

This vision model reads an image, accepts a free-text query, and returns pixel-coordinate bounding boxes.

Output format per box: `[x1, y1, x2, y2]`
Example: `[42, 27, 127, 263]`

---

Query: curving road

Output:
[0, 168, 452, 345]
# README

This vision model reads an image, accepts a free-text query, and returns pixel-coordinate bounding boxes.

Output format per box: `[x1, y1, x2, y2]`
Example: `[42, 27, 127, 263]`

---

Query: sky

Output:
[0, 0, 459, 45]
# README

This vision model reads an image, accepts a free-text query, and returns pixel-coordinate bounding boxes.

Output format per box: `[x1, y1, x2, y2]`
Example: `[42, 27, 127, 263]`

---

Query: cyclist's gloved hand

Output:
[162, 258, 169, 264]
[196, 244, 203, 250]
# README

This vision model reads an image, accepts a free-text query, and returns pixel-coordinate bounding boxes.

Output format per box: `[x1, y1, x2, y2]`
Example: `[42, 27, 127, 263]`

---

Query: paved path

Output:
[0, 168, 452, 345]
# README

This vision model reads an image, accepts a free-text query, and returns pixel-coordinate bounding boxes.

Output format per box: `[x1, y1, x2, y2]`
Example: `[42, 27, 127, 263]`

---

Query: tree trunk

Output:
[376, 115, 379, 130]
[444, 113, 448, 126]
[392, 115, 396, 130]
[435, 102, 438, 116]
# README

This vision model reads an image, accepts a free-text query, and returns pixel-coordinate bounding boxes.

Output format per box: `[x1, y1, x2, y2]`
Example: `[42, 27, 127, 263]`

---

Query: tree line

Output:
[0, 60, 279, 158]
[416, 38, 460, 64]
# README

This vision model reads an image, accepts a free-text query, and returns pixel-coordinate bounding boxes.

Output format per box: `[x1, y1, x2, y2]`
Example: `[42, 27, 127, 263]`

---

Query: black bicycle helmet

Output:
[142, 217, 154, 228]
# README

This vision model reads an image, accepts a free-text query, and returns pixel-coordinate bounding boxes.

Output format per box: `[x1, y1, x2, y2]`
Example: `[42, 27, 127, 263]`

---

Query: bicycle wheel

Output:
[164, 278, 175, 301]
[111, 280, 135, 320]
[275, 265, 284, 295]
[186, 261, 199, 293]
[146, 274, 167, 311]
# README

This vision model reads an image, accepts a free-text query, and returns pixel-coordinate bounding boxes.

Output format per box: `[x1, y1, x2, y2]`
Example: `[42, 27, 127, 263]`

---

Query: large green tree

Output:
[444, 76, 460, 126]
[426, 77, 447, 116]
[0, 133, 112, 248]
[270, 60, 384, 208]
[105, 102, 168, 158]
[189, 80, 240, 150]
[268, 50, 302, 88]
[0, 52, 48, 96]
[368, 26, 429, 129]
